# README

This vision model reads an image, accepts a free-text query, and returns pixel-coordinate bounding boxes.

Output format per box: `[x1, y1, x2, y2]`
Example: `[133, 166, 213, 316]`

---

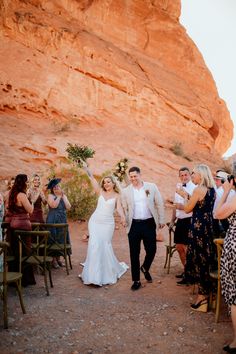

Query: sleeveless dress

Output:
[0, 196, 4, 275]
[81, 195, 128, 286]
[185, 187, 216, 294]
[220, 211, 236, 307]
[30, 195, 44, 223]
[9, 205, 36, 287]
[46, 197, 71, 250]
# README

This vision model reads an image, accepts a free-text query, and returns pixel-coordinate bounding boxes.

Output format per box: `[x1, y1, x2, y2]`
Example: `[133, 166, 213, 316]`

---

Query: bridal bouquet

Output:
[66, 143, 95, 167]
[113, 158, 129, 182]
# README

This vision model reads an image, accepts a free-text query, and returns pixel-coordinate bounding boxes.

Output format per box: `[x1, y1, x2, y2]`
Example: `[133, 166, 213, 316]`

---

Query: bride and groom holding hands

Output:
[80, 164, 165, 291]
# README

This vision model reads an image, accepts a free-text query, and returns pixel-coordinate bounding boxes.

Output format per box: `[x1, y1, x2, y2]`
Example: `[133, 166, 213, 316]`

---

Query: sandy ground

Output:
[0, 221, 233, 354]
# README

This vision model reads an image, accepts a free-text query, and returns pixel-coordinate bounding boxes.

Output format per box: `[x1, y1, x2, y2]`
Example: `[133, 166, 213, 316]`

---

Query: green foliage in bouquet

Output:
[62, 172, 97, 221]
[113, 158, 129, 182]
[44, 165, 97, 221]
[66, 143, 95, 167]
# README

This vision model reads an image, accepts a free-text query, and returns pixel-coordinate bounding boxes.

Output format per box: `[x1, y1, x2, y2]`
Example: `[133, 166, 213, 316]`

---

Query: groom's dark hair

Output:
[129, 166, 141, 174]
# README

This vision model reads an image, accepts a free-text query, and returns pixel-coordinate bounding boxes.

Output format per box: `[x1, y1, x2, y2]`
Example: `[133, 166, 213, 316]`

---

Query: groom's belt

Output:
[132, 217, 154, 223]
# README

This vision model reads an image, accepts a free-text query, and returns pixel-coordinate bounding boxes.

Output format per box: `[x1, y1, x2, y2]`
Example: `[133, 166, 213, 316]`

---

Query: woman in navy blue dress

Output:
[46, 178, 71, 268]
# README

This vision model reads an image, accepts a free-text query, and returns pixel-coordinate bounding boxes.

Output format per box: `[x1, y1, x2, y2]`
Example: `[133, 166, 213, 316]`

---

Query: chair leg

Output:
[43, 268, 50, 296]
[64, 254, 69, 275]
[3, 283, 8, 329]
[191, 283, 197, 295]
[164, 247, 169, 269]
[48, 267, 53, 288]
[69, 254, 72, 270]
[15, 281, 26, 314]
[215, 282, 221, 323]
[167, 247, 173, 274]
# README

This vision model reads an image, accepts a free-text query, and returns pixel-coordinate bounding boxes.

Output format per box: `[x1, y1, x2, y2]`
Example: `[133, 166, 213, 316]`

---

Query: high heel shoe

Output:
[223, 344, 236, 353]
[190, 299, 208, 312]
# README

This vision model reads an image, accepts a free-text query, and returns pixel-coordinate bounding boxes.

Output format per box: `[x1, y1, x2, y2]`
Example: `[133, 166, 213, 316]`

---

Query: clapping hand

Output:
[176, 186, 188, 199]
[222, 179, 233, 193]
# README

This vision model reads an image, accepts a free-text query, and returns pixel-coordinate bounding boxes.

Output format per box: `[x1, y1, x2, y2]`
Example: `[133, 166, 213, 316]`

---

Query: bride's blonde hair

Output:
[101, 175, 119, 193]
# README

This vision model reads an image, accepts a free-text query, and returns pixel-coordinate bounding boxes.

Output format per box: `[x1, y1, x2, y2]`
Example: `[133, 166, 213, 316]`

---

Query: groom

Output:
[122, 166, 165, 290]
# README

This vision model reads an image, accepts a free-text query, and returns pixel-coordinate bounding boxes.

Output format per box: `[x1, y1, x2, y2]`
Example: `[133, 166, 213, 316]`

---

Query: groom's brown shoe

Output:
[140, 266, 153, 283]
[131, 281, 141, 291]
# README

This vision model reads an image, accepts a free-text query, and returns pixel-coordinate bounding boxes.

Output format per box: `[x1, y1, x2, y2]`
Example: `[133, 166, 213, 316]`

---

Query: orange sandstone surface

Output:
[0, 0, 233, 200]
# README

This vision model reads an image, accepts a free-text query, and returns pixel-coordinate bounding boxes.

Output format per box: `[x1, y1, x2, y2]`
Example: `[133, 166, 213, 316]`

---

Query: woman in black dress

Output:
[177, 164, 216, 312]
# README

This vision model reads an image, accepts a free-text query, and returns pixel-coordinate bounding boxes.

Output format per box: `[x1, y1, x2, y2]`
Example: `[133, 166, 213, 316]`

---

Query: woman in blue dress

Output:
[46, 178, 71, 268]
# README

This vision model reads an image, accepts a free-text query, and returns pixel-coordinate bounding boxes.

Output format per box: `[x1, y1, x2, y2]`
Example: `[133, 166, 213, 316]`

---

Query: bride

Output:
[79, 163, 128, 286]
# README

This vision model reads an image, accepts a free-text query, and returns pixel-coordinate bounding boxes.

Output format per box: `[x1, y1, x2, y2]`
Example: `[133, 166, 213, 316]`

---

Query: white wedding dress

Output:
[81, 195, 128, 286]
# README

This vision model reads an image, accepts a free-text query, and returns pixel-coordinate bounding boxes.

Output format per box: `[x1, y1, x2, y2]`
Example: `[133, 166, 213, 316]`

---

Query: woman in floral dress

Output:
[0, 193, 4, 274]
[214, 177, 236, 353]
[176, 164, 216, 312]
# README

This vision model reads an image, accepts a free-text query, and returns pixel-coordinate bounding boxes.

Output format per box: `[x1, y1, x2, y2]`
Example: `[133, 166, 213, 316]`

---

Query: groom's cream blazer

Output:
[121, 182, 165, 233]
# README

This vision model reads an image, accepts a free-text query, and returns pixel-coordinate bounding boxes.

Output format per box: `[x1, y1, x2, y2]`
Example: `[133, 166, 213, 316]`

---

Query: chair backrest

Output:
[13, 230, 51, 267]
[166, 222, 175, 247]
[213, 238, 224, 279]
[0, 241, 10, 285]
[42, 223, 68, 245]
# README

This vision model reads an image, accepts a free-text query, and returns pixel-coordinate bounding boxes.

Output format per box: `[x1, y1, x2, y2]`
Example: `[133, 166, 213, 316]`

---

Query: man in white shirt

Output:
[169, 167, 195, 279]
[213, 170, 235, 235]
[122, 166, 165, 291]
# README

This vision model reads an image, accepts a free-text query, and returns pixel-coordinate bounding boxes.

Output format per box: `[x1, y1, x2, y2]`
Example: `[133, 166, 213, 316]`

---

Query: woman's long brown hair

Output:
[8, 174, 28, 212]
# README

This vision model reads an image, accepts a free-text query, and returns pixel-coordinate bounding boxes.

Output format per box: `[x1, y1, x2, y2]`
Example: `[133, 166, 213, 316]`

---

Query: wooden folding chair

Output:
[14, 230, 53, 296]
[164, 222, 177, 274]
[209, 238, 224, 322]
[43, 223, 72, 275]
[0, 241, 26, 329]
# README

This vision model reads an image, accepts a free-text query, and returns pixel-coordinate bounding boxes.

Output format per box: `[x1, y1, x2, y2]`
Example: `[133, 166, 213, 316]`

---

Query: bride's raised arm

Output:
[82, 161, 100, 194]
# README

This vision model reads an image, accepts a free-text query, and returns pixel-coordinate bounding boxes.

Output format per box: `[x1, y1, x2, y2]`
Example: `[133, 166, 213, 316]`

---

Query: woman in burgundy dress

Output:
[8, 174, 37, 286]
[28, 174, 47, 223]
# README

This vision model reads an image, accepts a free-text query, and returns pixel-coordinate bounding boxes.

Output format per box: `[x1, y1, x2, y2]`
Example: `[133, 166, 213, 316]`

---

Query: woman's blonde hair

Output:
[193, 164, 215, 188]
[101, 175, 119, 193]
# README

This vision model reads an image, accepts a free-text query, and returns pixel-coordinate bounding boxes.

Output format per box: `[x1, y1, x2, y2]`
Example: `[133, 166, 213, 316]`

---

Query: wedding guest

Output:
[3, 176, 15, 222]
[80, 163, 128, 286]
[0, 193, 4, 275]
[169, 167, 195, 278]
[28, 174, 47, 223]
[176, 164, 216, 312]
[213, 170, 235, 236]
[46, 178, 71, 269]
[122, 166, 165, 291]
[214, 176, 236, 353]
[8, 174, 36, 287]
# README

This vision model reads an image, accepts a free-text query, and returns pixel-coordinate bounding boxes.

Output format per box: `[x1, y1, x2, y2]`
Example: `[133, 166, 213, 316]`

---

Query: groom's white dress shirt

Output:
[122, 181, 165, 233]
[133, 187, 153, 220]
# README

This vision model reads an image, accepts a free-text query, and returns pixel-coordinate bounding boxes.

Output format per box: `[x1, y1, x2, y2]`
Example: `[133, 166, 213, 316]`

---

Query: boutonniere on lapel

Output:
[145, 189, 150, 197]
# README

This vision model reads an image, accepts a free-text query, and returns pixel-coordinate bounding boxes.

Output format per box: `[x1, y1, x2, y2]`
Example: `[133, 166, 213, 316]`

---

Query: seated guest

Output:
[8, 174, 37, 287]
[176, 164, 216, 312]
[169, 167, 196, 278]
[28, 174, 47, 223]
[46, 178, 71, 268]
[214, 176, 236, 353]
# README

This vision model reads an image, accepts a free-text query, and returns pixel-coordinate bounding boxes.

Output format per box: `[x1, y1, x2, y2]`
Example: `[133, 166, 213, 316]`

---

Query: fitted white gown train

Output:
[81, 195, 128, 286]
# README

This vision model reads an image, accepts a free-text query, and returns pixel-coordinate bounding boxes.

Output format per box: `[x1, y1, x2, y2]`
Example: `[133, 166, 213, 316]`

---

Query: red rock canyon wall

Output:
[0, 0, 233, 198]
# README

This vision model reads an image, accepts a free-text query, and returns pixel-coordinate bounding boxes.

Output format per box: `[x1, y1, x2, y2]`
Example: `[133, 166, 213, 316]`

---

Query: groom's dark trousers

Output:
[128, 217, 156, 281]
